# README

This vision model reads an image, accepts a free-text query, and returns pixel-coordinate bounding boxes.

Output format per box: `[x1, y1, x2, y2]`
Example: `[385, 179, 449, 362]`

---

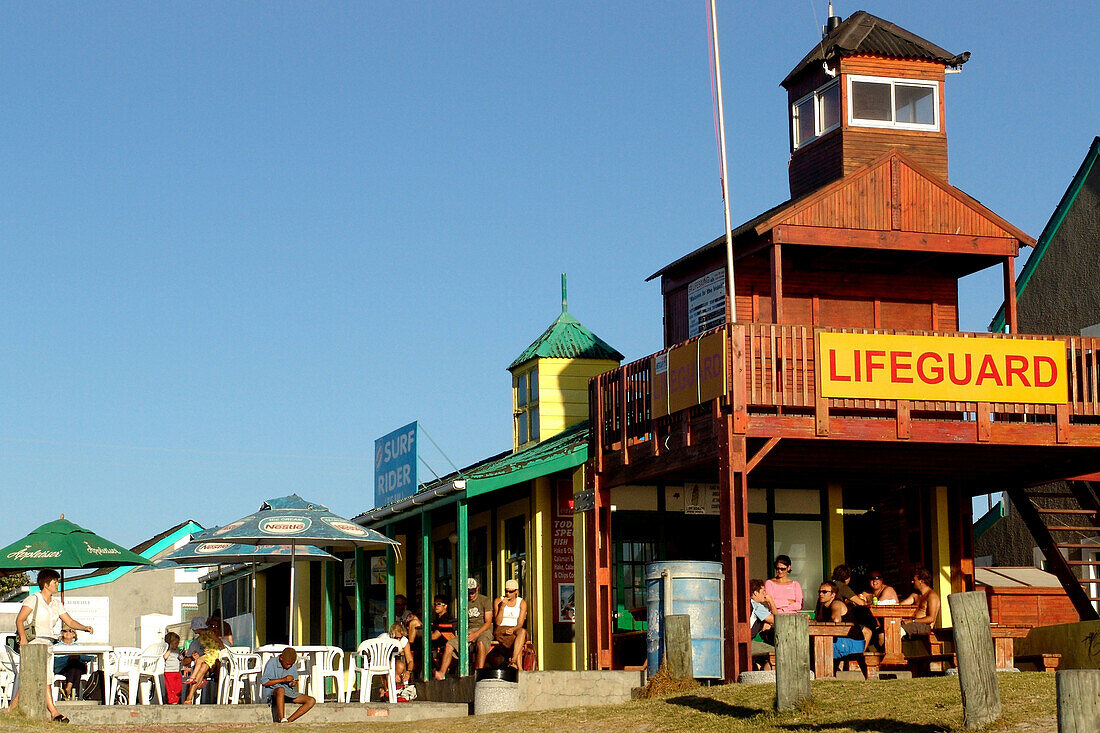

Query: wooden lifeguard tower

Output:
[585, 11, 1100, 680]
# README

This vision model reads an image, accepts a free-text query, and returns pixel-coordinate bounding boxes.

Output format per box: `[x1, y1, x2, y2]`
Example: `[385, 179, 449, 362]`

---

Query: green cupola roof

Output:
[508, 275, 624, 371]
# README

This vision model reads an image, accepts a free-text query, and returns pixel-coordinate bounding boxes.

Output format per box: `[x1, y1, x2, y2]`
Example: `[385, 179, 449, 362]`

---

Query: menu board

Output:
[687, 269, 726, 337]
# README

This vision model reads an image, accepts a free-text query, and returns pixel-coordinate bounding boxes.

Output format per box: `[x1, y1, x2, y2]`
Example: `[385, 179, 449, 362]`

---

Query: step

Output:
[1044, 526, 1100, 532]
[1036, 509, 1097, 515]
[1065, 560, 1100, 566]
[1053, 543, 1100, 549]
[1022, 491, 1077, 499]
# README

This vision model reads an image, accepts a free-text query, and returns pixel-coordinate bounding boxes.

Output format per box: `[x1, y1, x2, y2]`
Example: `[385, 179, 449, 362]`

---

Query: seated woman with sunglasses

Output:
[764, 555, 803, 614]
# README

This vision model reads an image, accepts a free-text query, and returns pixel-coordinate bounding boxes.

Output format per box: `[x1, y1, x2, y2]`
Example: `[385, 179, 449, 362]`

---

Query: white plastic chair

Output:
[128, 642, 167, 705]
[106, 647, 141, 706]
[217, 648, 262, 705]
[313, 647, 345, 703]
[347, 636, 400, 703]
[0, 647, 17, 708]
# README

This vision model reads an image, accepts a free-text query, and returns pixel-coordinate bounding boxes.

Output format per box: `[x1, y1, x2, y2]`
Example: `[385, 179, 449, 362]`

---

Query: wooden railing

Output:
[591, 323, 1100, 455]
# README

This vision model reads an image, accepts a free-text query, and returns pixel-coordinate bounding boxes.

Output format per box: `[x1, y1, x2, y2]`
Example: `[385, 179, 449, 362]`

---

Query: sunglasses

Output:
[775, 565, 790, 571]
[869, 576, 883, 581]
[818, 590, 833, 594]
[434, 601, 447, 606]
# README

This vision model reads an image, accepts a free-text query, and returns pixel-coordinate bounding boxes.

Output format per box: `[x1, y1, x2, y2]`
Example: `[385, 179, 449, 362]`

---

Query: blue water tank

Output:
[645, 561, 724, 679]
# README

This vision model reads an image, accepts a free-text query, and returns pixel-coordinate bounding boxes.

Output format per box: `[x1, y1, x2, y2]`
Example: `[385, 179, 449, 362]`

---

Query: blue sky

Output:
[1, 2, 1096, 549]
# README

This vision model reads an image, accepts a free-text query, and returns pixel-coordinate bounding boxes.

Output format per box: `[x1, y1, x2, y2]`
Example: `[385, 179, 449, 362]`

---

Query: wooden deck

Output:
[591, 323, 1100, 485]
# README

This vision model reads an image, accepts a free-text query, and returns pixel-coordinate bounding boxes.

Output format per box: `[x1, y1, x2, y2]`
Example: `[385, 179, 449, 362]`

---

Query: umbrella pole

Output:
[288, 544, 297, 645]
[252, 561, 258, 649]
[218, 564, 224, 623]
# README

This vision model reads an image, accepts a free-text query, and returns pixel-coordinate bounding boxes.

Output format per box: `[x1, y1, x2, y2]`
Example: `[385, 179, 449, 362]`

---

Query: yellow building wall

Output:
[536, 358, 619, 436]
[931, 485, 953, 627]
[254, 571, 267, 646]
[294, 562, 310, 643]
[827, 482, 845, 571]
[570, 468, 587, 670]
[531, 473, 579, 670]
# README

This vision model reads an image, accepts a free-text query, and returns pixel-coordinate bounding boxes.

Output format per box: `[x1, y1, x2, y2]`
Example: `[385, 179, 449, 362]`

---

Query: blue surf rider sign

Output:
[374, 421, 418, 507]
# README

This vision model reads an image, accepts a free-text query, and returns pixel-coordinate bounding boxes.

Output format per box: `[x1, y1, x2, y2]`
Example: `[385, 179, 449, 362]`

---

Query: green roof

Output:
[990, 137, 1100, 333]
[509, 310, 623, 370]
[465, 421, 589, 498]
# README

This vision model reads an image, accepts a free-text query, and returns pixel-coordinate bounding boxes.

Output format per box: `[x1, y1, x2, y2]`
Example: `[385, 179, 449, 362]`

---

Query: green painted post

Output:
[354, 547, 365, 642]
[457, 500, 469, 676]
[386, 524, 396, 630]
[421, 511, 432, 682]
[324, 561, 334, 646]
[323, 561, 334, 699]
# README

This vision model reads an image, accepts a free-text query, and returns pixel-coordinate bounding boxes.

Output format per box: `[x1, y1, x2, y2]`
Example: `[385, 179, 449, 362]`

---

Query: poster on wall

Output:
[61, 597, 110, 644]
[557, 583, 575, 623]
[343, 558, 356, 587]
[684, 483, 720, 515]
[370, 555, 388, 585]
[552, 480, 575, 623]
[687, 269, 726, 338]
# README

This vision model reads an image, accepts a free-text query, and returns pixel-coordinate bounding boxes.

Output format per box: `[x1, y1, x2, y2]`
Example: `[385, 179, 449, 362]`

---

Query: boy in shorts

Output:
[260, 647, 316, 723]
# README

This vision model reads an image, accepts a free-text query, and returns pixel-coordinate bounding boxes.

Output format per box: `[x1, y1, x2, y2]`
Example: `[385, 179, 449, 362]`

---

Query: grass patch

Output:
[0, 672, 1057, 733]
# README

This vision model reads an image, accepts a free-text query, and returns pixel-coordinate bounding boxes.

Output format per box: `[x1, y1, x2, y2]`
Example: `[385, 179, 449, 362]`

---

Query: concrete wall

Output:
[64, 567, 200, 646]
[517, 670, 643, 711]
[1016, 620, 1100, 670]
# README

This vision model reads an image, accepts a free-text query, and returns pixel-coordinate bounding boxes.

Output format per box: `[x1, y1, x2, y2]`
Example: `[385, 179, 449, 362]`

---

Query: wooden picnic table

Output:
[868, 604, 918, 667]
[807, 621, 854, 679]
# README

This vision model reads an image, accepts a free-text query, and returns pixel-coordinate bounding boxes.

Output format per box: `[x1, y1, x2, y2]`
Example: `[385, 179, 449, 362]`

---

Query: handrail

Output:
[591, 323, 1100, 455]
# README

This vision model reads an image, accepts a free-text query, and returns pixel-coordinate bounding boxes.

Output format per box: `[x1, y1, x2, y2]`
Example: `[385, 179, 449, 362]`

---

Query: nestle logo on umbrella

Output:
[84, 542, 121, 556]
[196, 543, 233, 554]
[6, 546, 62, 561]
[322, 517, 366, 536]
[259, 517, 310, 534]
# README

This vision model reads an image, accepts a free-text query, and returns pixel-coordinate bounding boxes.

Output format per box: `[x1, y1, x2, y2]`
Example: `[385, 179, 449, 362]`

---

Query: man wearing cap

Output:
[493, 579, 528, 669]
[260, 647, 316, 723]
[434, 577, 494, 679]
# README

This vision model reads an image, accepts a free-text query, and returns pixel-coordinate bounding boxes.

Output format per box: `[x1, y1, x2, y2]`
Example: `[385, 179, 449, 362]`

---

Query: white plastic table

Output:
[53, 644, 113, 704]
[256, 644, 330, 701]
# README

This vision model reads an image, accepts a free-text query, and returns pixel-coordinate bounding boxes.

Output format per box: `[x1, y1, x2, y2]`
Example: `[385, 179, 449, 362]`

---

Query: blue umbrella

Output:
[210, 495, 400, 644]
[153, 530, 339, 647]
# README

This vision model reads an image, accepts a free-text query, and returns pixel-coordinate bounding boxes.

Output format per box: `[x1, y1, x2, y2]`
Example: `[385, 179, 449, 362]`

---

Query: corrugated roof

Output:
[465, 421, 589, 498]
[782, 10, 969, 88]
[509, 310, 623, 370]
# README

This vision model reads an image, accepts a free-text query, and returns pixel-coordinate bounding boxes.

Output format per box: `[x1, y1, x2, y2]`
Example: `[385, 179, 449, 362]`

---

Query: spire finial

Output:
[561, 273, 568, 314]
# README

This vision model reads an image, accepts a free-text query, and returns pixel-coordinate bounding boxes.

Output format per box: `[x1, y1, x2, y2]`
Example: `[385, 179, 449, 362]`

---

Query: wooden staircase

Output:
[1007, 482, 1100, 621]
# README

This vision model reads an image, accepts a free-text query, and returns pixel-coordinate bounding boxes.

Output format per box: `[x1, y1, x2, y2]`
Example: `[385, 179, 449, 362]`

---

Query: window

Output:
[791, 80, 840, 149]
[848, 75, 938, 130]
[514, 367, 539, 446]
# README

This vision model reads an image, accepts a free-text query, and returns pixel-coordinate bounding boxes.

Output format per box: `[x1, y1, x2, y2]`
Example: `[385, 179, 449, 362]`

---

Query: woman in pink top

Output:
[763, 554, 803, 614]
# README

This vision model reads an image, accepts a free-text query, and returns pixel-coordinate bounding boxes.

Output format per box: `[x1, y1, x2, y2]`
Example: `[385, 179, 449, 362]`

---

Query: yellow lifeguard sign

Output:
[818, 332, 1068, 403]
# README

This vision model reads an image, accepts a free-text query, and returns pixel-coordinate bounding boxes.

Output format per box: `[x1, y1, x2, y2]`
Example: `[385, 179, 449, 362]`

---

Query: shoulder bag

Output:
[22, 593, 39, 643]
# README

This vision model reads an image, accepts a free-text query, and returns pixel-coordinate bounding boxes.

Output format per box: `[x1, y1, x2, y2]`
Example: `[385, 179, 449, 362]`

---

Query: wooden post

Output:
[16, 640, 51, 720]
[1057, 670, 1100, 733]
[948, 591, 1002, 729]
[663, 614, 694, 679]
[775, 613, 810, 712]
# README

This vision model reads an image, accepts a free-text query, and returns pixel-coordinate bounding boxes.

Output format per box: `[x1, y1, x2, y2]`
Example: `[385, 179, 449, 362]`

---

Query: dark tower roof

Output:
[782, 10, 969, 88]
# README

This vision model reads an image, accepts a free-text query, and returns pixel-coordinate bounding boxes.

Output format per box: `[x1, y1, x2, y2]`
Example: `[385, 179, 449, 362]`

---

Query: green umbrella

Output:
[0, 515, 153, 571]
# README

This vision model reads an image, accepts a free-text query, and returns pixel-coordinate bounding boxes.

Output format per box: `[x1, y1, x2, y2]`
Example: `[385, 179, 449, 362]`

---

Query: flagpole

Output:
[709, 0, 737, 322]
[288, 544, 297, 645]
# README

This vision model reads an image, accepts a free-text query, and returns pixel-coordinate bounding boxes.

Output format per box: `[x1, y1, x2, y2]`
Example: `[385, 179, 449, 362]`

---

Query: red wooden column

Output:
[1003, 255, 1018, 333]
[718, 413, 750, 680]
[587, 469, 614, 669]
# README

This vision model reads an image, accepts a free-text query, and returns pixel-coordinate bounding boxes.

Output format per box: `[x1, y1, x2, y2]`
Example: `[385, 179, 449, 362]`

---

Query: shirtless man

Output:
[867, 571, 899, 603]
[900, 566, 940, 635]
[816, 582, 872, 661]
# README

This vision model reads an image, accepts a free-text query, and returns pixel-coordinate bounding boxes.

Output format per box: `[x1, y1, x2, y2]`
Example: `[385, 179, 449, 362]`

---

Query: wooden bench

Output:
[1014, 653, 1061, 673]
